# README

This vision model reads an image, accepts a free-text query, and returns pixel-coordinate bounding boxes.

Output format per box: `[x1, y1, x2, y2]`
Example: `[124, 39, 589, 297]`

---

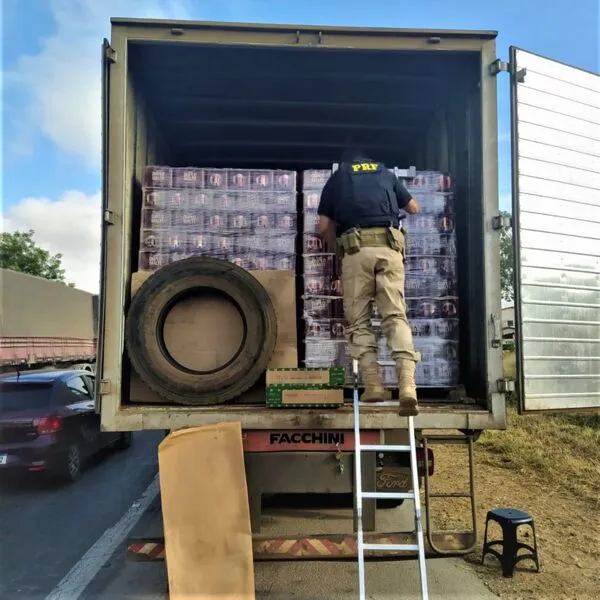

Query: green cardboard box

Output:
[266, 385, 344, 408]
[266, 367, 345, 388]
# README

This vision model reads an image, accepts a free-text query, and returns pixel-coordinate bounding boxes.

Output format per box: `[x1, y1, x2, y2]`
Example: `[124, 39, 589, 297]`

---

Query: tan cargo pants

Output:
[340, 229, 418, 362]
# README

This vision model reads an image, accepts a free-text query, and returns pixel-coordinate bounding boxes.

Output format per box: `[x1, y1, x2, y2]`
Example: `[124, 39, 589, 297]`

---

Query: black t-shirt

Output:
[317, 167, 413, 233]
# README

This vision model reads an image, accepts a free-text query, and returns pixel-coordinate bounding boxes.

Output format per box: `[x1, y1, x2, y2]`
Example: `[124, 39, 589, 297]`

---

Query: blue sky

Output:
[1, 0, 598, 291]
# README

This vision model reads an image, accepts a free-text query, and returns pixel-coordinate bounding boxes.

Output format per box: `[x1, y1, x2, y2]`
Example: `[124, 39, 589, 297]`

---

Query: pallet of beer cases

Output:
[375, 170, 460, 388]
[139, 166, 297, 273]
[301, 169, 348, 373]
[301, 166, 459, 390]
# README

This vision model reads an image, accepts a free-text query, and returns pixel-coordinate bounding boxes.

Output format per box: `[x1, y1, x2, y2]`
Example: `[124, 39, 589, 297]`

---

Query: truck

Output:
[0, 268, 98, 373]
[96, 17, 600, 554]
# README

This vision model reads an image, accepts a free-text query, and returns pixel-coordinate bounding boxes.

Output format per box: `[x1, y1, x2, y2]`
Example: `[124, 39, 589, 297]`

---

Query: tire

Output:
[125, 257, 277, 405]
[56, 443, 82, 484]
[115, 432, 133, 450]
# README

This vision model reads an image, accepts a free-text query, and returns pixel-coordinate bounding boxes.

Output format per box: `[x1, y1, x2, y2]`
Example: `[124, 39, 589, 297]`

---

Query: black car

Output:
[0, 369, 132, 482]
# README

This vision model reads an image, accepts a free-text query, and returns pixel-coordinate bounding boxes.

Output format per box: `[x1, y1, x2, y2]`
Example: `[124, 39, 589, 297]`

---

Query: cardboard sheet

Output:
[128, 269, 297, 404]
[128, 370, 266, 405]
[247, 270, 297, 369]
[162, 294, 244, 372]
[158, 422, 255, 599]
[130, 269, 297, 369]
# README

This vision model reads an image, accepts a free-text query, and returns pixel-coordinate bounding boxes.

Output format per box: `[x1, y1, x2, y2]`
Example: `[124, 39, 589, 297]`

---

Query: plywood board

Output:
[131, 269, 297, 369]
[128, 370, 265, 405]
[158, 422, 255, 599]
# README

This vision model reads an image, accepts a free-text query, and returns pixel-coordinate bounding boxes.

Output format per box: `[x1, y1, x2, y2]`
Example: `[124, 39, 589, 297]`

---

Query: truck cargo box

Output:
[97, 19, 600, 432]
[0, 269, 97, 368]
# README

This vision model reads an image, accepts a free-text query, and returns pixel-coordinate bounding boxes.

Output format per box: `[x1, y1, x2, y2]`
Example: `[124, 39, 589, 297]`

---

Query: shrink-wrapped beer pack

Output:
[139, 167, 297, 272]
[375, 170, 460, 387]
[301, 167, 460, 389]
[301, 170, 346, 368]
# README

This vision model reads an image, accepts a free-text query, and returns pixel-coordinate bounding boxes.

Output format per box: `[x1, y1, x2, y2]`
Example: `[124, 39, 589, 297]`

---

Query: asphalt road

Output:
[87, 494, 499, 600]
[0, 431, 164, 600]
[1, 431, 498, 599]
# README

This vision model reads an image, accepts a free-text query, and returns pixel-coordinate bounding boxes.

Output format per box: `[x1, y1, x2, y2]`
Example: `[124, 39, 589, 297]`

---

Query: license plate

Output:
[0, 454, 7, 465]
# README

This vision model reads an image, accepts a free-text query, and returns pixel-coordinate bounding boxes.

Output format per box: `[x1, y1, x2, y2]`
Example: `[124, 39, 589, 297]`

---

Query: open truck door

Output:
[509, 47, 600, 413]
[95, 39, 115, 413]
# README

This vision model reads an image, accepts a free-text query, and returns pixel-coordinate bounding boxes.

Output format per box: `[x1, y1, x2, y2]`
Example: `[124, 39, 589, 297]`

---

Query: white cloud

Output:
[2, 1, 195, 292]
[6, 0, 192, 170]
[3, 191, 102, 294]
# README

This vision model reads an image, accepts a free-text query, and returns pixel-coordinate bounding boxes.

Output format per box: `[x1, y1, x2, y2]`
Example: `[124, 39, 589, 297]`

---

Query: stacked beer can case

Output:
[301, 168, 459, 389]
[139, 165, 459, 389]
[301, 170, 347, 372]
[377, 171, 460, 387]
[139, 166, 297, 272]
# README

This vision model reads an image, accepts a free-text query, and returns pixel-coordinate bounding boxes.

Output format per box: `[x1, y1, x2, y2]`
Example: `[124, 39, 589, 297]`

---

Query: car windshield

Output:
[0, 383, 53, 413]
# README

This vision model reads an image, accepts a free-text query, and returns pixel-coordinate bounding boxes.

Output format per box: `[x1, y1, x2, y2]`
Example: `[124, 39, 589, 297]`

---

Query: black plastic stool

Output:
[482, 507, 540, 577]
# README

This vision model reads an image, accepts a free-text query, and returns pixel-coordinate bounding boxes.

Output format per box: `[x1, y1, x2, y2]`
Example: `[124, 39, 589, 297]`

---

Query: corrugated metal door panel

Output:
[95, 39, 112, 412]
[510, 46, 600, 412]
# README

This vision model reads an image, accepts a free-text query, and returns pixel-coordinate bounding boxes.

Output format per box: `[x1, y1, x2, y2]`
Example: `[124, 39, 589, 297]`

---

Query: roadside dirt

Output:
[429, 443, 600, 600]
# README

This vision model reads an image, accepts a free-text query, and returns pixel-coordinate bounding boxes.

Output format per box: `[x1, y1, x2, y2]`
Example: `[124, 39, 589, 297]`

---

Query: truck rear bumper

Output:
[127, 531, 475, 561]
[101, 398, 506, 432]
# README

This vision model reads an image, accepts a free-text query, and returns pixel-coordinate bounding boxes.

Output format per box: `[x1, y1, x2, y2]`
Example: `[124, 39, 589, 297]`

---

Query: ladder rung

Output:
[360, 491, 415, 500]
[363, 543, 420, 552]
[359, 444, 411, 452]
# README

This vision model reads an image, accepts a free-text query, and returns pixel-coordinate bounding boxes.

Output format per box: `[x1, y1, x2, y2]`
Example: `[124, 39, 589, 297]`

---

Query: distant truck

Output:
[96, 18, 600, 545]
[0, 269, 98, 373]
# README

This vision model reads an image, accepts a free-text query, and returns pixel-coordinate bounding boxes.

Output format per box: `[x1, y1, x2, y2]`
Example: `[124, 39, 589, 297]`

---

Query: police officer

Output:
[317, 149, 420, 416]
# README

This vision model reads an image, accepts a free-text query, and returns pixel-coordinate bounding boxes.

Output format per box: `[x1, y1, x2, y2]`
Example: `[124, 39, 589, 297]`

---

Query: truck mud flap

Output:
[125, 257, 277, 405]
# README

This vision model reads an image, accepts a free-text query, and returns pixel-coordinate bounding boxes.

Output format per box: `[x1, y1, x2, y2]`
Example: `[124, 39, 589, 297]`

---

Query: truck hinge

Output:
[492, 214, 512, 230]
[104, 209, 114, 225]
[104, 44, 117, 64]
[497, 379, 515, 394]
[515, 67, 527, 83]
[490, 59, 527, 82]
[99, 379, 111, 395]
[489, 59, 509, 76]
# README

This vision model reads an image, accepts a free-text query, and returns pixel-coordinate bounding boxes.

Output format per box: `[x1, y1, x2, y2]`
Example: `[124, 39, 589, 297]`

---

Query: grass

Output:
[502, 350, 516, 380]
[477, 352, 600, 505]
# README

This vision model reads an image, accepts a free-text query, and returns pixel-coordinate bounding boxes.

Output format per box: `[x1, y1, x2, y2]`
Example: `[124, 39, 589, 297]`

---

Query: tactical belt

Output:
[337, 226, 404, 256]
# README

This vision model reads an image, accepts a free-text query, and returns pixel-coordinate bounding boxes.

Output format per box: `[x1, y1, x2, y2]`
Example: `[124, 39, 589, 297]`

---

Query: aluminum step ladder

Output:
[352, 359, 429, 600]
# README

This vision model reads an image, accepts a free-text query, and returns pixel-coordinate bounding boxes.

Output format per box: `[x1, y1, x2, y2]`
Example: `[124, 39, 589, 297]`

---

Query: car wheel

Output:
[115, 432, 133, 450]
[59, 443, 82, 483]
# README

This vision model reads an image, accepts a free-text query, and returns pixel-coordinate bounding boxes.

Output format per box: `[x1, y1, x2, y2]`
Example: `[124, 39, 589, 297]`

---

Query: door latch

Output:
[492, 214, 512, 230]
[490, 314, 502, 348]
[334, 443, 344, 475]
[497, 379, 516, 393]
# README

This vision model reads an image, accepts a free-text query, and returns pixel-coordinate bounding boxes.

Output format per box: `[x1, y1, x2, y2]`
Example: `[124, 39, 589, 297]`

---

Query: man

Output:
[317, 149, 421, 416]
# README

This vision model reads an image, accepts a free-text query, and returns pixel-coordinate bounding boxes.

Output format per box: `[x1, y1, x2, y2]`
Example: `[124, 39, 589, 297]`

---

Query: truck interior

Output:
[121, 40, 490, 407]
